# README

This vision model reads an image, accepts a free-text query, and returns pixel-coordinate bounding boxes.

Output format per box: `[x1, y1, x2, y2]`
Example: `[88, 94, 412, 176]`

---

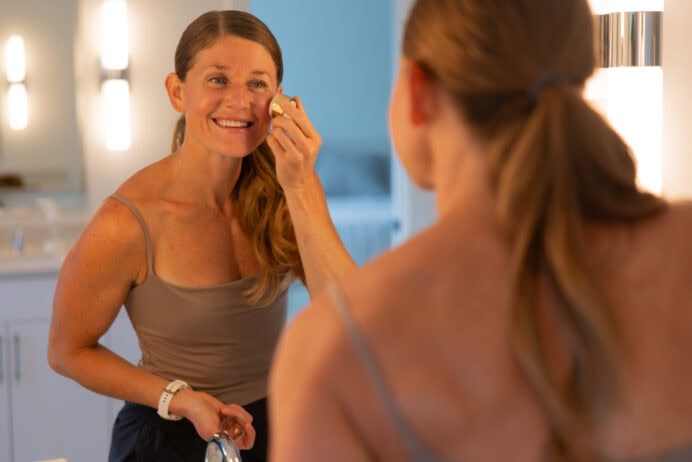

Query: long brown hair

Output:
[403, 0, 665, 459]
[172, 10, 304, 305]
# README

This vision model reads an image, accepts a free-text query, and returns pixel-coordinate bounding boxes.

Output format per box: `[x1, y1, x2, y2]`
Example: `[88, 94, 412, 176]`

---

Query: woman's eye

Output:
[249, 80, 268, 90]
[209, 76, 227, 85]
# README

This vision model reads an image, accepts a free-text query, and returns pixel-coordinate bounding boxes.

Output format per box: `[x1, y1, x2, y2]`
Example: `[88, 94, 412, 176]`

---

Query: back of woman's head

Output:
[404, 1, 665, 460]
[403, 0, 594, 123]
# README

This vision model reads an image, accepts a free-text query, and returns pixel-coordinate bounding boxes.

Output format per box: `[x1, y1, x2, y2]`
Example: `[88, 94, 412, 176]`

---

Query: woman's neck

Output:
[428, 99, 494, 221]
[165, 147, 244, 211]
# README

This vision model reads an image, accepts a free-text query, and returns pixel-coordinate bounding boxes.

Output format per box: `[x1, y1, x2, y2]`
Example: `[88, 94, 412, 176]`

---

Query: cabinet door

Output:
[0, 326, 11, 462]
[10, 320, 111, 462]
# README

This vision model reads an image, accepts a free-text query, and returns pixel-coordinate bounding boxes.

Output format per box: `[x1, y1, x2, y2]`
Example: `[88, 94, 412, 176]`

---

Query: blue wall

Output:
[251, 1, 393, 163]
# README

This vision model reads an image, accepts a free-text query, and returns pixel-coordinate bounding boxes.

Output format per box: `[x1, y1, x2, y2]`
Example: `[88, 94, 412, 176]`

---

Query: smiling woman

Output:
[47, 9, 356, 462]
[166, 34, 279, 159]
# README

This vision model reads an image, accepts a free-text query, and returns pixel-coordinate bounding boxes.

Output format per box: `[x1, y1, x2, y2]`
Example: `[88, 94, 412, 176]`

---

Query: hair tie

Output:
[528, 70, 570, 102]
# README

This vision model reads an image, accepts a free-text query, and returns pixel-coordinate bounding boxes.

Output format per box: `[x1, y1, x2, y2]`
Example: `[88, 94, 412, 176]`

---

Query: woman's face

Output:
[176, 35, 279, 158]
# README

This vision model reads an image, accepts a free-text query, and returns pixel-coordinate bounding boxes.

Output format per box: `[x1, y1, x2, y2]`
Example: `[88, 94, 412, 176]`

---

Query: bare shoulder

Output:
[60, 193, 149, 287]
[115, 156, 170, 200]
[342, 215, 510, 319]
[661, 200, 692, 228]
[271, 289, 345, 390]
[269, 289, 375, 461]
[630, 200, 692, 258]
[86, 195, 147, 248]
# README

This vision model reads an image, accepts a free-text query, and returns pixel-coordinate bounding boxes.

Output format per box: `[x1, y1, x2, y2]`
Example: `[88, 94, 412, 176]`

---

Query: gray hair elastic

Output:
[528, 70, 570, 102]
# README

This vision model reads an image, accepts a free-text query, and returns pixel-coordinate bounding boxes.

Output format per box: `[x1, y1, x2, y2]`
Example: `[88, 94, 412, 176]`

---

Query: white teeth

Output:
[217, 119, 249, 128]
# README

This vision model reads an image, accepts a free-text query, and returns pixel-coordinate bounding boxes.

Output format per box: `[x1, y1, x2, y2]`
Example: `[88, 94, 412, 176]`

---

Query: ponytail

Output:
[171, 114, 186, 153]
[487, 85, 665, 460]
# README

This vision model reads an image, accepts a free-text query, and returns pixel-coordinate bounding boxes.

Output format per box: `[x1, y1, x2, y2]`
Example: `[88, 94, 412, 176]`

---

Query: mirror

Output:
[0, 0, 84, 206]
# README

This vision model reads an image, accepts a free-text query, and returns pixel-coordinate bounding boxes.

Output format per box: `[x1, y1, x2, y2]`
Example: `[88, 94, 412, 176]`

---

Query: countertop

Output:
[0, 252, 65, 277]
[0, 202, 86, 277]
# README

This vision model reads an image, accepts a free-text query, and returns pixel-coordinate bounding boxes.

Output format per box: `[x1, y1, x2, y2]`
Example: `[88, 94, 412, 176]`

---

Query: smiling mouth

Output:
[214, 119, 252, 128]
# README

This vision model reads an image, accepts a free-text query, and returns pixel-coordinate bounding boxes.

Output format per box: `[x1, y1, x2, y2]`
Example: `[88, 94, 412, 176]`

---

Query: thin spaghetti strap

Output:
[109, 194, 154, 274]
[326, 283, 440, 462]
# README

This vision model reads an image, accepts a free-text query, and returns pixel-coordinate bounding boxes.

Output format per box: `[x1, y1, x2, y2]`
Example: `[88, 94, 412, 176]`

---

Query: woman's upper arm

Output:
[49, 199, 146, 356]
[269, 298, 370, 462]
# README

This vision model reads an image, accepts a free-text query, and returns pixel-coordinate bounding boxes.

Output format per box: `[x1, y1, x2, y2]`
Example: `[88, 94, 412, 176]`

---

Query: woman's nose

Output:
[223, 85, 251, 107]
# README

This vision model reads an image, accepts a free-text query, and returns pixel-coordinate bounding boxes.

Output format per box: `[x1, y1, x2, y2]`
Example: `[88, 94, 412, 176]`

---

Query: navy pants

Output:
[108, 397, 268, 462]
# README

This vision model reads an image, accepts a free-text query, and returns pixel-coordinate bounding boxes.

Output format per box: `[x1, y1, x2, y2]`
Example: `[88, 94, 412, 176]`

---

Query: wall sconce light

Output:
[4, 35, 28, 131]
[100, 0, 131, 151]
[587, 0, 663, 194]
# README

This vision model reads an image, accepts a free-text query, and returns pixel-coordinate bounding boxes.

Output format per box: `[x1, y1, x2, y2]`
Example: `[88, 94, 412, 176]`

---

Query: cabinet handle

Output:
[13, 334, 20, 382]
[0, 335, 4, 384]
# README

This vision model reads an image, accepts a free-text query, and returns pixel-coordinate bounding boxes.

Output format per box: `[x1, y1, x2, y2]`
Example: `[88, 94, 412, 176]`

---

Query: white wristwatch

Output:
[157, 379, 191, 421]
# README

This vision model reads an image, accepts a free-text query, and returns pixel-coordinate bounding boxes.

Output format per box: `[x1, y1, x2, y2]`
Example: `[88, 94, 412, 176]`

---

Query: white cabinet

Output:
[0, 273, 111, 462]
[0, 324, 12, 462]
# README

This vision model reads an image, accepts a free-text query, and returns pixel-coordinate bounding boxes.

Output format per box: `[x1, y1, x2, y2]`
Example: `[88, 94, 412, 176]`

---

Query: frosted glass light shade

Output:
[4, 35, 26, 83]
[7, 83, 28, 130]
[101, 0, 129, 70]
[102, 79, 131, 151]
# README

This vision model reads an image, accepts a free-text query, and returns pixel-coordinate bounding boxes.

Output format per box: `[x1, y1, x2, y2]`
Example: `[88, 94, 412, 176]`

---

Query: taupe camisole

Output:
[111, 194, 287, 406]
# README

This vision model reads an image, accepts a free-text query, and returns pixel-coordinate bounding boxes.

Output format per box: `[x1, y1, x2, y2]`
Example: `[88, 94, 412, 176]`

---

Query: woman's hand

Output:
[172, 389, 254, 443]
[266, 96, 322, 190]
[219, 403, 257, 450]
[163, 386, 257, 448]
[175, 390, 224, 441]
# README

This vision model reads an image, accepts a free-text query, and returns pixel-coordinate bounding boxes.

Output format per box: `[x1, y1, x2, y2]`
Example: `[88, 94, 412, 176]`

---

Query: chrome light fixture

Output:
[596, 10, 662, 67]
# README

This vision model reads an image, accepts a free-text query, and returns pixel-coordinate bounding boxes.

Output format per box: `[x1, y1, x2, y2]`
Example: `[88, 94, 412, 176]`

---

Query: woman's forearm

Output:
[49, 341, 166, 409]
[283, 173, 357, 296]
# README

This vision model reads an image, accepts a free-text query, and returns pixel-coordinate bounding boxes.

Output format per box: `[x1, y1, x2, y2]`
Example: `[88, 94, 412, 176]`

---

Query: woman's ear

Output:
[165, 73, 185, 113]
[408, 61, 437, 126]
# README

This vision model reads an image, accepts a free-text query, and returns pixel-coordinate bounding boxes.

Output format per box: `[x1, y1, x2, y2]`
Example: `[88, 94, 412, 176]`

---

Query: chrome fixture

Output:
[596, 11, 662, 68]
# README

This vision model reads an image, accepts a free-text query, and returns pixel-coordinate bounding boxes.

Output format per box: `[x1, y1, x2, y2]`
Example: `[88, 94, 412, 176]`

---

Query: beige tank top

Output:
[111, 194, 287, 406]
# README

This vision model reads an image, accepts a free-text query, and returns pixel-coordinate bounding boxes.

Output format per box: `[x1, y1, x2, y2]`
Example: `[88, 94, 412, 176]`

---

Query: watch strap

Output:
[157, 379, 191, 421]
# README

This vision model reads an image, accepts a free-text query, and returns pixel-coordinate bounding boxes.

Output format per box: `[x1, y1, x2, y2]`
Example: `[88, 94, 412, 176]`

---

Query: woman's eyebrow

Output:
[248, 70, 272, 79]
[206, 65, 272, 79]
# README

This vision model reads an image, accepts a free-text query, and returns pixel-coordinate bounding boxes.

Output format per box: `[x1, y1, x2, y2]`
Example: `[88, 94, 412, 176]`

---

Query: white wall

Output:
[662, 0, 692, 198]
[0, 0, 82, 187]
[77, 0, 227, 211]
